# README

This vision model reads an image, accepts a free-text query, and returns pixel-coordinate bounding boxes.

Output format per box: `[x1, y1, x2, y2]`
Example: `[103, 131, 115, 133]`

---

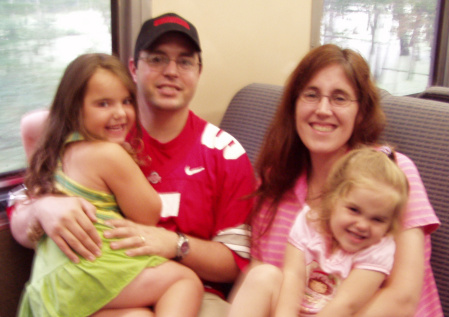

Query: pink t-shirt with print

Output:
[289, 205, 396, 316]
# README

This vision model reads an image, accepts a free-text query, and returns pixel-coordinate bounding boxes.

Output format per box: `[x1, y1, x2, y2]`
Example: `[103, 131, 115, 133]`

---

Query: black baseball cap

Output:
[134, 13, 201, 64]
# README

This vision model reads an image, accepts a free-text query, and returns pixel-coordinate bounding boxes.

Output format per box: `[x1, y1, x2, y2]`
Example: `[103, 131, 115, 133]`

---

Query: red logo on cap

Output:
[154, 16, 190, 30]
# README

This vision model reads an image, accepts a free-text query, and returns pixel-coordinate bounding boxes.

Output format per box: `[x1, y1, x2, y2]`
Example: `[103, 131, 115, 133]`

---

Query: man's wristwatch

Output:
[174, 232, 190, 261]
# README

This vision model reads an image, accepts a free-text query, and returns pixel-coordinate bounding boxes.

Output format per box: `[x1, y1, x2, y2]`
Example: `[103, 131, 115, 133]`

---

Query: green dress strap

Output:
[54, 132, 121, 220]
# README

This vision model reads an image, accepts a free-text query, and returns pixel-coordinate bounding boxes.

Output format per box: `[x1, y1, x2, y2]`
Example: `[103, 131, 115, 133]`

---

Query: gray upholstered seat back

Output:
[417, 86, 449, 103]
[220, 83, 282, 166]
[379, 89, 449, 316]
[220, 83, 449, 315]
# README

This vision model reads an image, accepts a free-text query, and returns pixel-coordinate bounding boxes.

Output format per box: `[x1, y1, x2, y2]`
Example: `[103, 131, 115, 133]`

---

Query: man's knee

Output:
[197, 292, 230, 317]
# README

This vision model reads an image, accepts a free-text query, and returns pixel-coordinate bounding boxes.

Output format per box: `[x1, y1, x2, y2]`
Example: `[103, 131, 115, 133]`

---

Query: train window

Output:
[317, 0, 440, 96]
[0, 0, 111, 175]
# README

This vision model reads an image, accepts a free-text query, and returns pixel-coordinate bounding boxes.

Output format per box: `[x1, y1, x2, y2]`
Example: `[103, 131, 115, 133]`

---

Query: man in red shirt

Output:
[10, 13, 255, 317]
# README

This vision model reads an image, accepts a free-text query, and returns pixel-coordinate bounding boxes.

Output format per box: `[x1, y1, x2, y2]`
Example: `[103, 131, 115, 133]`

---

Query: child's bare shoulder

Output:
[88, 141, 128, 155]
[68, 140, 131, 166]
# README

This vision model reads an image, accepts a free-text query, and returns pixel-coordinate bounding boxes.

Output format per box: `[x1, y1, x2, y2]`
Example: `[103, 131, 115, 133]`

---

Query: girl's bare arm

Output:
[355, 228, 424, 317]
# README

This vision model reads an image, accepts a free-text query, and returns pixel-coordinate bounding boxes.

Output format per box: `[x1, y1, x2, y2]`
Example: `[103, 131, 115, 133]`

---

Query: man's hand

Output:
[104, 218, 178, 259]
[104, 218, 240, 282]
[41, 196, 102, 262]
[16, 195, 102, 263]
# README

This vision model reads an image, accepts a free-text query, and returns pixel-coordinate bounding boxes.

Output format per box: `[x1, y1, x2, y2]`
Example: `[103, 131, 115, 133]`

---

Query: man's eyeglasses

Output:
[139, 54, 201, 73]
[299, 89, 358, 107]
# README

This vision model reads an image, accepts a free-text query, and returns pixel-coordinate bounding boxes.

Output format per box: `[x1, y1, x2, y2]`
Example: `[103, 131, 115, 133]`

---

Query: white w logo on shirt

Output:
[201, 124, 245, 160]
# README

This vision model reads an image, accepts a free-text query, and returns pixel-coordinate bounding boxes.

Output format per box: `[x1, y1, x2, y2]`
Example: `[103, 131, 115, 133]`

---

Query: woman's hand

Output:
[104, 219, 178, 259]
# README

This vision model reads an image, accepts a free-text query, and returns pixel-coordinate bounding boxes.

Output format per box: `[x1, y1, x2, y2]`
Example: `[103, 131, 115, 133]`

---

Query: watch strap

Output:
[174, 232, 189, 261]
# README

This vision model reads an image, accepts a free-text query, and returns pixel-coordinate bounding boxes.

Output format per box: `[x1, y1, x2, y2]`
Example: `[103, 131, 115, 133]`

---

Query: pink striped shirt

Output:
[251, 151, 442, 316]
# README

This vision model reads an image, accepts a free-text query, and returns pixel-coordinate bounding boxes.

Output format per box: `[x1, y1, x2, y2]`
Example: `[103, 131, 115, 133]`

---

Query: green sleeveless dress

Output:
[18, 133, 167, 317]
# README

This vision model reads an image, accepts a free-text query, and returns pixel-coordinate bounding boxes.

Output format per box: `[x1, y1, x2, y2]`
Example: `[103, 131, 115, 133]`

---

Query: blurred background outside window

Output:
[320, 0, 438, 96]
[0, 0, 111, 174]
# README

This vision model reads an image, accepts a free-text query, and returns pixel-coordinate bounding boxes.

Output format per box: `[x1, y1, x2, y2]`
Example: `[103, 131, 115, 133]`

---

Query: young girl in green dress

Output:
[18, 53, 203, 317]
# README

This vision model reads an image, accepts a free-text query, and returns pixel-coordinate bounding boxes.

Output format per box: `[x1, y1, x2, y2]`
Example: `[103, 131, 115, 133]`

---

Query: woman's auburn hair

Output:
[25, 53, 139, 196]
[250, 44, 386, 237]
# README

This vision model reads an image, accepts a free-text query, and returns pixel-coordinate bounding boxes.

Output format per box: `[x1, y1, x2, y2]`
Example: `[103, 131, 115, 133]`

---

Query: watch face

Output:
[176, 233, 189, 260]
[180, 241, 189, 254]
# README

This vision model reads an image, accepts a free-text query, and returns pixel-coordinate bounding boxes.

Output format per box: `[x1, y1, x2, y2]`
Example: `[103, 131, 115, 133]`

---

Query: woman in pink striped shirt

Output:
[229, 44, 442, 317]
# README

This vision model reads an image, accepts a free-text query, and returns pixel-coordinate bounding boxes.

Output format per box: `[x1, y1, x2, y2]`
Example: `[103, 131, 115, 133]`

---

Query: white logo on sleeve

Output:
[185, 166, 205, 176]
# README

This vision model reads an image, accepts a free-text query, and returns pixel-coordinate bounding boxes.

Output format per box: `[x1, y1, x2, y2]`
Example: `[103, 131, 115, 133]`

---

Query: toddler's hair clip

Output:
[379, 145, 395, 161]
